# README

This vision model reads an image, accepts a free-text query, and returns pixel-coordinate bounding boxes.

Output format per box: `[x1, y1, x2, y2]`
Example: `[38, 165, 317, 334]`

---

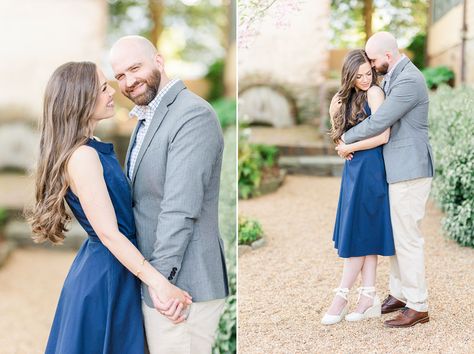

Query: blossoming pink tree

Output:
[238, 0, 301, 48]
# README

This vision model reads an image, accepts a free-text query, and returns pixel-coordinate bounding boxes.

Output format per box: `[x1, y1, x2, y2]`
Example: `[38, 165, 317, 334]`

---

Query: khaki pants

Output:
[142, 298, 226, 354]
[388, 177, 432, 312]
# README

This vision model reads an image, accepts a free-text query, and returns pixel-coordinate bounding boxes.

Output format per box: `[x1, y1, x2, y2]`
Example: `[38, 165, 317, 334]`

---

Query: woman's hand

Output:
[149, 281, 193, 324]
[335, 141, 354, 160]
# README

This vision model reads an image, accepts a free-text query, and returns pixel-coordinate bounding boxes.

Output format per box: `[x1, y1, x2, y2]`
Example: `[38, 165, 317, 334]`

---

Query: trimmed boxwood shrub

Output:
[429, 85, 474, 247]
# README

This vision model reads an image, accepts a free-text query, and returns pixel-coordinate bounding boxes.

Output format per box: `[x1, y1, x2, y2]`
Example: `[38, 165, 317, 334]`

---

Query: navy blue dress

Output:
[333, 103, 395, 258]
[45, 138, 145, 354]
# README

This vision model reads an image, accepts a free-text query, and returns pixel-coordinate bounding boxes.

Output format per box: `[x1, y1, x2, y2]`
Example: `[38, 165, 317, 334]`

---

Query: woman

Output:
[28, 62, 192, 353]
[321, 50, 395, 325]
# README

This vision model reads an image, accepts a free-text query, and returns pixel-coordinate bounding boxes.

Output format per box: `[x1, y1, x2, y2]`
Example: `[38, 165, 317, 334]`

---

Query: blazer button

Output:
[168, 276, 173, 280]
[172, 267, 177, 271]
[132, 201, 135, 207]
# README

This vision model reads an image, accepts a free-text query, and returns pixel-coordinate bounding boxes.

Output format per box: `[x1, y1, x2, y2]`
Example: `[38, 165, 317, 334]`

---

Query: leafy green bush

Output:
[429, 85, 474, 247]
[213, 270, 236, 354]
[238, 133, 278, 199]
[422, 66, 455, 89]
[0, 208, 7, 227]
[238, 216, 264, 245]
[206, 59, 225, 101]
[407, 33, 426, 70]
[212, 98, 236, 129]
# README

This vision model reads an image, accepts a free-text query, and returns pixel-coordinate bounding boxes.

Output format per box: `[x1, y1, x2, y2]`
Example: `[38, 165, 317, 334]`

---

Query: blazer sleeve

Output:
[344, 74, 420, 144]
[148, 104, 224, 283]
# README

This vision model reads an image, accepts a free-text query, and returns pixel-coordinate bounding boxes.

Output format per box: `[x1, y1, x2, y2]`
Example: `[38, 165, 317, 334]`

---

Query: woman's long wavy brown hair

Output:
[27, 62, 99, 244]
[330, 49, 378, 143]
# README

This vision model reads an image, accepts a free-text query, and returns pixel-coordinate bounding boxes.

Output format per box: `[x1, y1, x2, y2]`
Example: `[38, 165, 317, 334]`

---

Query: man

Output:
[110, 35, 229, 353]
[338, 31, 434, 328]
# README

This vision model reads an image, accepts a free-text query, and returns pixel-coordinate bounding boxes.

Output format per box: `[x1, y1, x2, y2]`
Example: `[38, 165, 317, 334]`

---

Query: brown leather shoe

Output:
[381, 295, 406, 314]
[384, 308, 429, 328]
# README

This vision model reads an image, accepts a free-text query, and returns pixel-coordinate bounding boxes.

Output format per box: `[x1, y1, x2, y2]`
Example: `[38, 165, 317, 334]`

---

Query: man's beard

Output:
[376, 61, 389, 75]
[124, 69, 161, 106]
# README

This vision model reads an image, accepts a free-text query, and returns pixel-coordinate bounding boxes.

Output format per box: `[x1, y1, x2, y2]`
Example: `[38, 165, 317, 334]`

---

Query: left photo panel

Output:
[0, 1, 236, 353]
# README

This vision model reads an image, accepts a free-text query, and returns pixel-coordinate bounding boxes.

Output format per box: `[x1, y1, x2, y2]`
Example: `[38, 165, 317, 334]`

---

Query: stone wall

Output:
[238, 0, 330, 125]
[427, 0, 474, 85]
[0, 0, 107, 170]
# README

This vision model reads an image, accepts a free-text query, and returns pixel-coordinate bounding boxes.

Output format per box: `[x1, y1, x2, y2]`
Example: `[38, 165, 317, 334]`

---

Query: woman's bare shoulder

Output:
[367, 85, 384, 99]
[67, 145, 102, 175]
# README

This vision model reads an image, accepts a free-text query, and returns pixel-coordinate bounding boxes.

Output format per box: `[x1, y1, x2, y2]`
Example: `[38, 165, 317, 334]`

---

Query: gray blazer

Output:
[125, 80, 229, 306]
[344, 57, 434, 184]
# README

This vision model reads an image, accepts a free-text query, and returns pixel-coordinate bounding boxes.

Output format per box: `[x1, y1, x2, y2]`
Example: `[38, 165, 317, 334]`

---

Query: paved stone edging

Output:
[238, 236, 266, 257]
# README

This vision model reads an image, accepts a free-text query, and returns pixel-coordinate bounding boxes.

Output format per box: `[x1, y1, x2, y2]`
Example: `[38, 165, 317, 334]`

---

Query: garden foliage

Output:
[429, 85, 474, 247]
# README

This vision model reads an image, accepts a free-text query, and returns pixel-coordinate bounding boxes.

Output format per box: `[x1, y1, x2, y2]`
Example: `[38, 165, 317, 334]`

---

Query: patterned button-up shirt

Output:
[382, 54, 406, 94]
[127, 79, 179, 178]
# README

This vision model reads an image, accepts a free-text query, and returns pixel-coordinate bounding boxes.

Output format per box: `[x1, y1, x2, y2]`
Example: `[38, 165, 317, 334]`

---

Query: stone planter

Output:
[238, 236, 266, 257]
[256, 168, 286, 196]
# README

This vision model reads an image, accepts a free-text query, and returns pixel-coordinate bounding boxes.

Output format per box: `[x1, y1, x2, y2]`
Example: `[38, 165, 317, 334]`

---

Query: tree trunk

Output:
[364, 0, 373, 42]
[149, 0, 164, 47]
[227, 0, 236, 48]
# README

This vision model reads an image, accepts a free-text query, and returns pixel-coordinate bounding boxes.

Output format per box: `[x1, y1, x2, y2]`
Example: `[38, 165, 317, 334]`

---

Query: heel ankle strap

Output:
[333, 287, 350, 300]
[357, 286, 376, 301]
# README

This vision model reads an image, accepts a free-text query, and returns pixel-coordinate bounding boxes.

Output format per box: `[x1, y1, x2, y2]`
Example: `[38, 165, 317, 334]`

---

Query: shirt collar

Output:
[129, 79, 179, 121]
[386, 54, 406, 78]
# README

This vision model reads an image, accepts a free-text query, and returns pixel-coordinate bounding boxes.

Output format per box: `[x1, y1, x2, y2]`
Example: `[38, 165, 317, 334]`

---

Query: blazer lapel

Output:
[388, 56, 410, 94]
[130, 80, 187, 187]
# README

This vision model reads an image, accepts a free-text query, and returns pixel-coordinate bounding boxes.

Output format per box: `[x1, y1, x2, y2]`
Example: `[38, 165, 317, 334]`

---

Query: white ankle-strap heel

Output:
[321, 287, 350, 325]
[345, 286, 381, 322]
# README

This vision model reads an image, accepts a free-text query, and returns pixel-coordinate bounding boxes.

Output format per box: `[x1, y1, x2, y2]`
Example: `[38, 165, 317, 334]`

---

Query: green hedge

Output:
[429, 85, 474, 247]
[213, 269, 236, 354]
[213, 126, 236, 353]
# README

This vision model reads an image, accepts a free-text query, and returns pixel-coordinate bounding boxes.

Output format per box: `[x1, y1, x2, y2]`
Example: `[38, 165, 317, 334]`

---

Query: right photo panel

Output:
[238, 0, 474, 353]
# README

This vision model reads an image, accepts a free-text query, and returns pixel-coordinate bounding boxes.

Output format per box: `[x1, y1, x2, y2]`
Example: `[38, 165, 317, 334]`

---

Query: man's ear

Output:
[154, 54, 164, 73]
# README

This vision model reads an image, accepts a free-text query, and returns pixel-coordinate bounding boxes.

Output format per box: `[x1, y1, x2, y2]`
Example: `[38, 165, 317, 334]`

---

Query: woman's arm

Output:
[337, 86, 390, 156]
[67, 146, 192, 321]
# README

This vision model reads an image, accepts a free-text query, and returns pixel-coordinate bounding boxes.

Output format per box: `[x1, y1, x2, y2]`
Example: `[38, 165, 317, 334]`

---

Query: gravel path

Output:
[0, 248, 75, 354]
[238, 175, 474, 354]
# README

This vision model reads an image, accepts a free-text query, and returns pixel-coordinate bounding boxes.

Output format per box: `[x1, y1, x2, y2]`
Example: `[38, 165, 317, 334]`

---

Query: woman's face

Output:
[91, 69, 116, 121]
[354, 61, 372, 91]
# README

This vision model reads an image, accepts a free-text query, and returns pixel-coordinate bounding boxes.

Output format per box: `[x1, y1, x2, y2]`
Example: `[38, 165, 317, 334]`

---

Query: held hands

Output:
[335, 140, 354, 160]
[149, 282, 192, 324]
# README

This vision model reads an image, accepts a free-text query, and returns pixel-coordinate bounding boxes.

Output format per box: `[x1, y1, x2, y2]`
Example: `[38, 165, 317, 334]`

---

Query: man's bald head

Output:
[365, 32, 401, 75]
[365, 32, 399, 57]
[110, 35, 158, 67]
